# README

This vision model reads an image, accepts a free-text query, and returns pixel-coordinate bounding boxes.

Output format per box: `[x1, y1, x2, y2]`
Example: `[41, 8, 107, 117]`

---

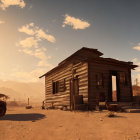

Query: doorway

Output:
[109, 71, 120, 102]
[112, 76, 117, 101]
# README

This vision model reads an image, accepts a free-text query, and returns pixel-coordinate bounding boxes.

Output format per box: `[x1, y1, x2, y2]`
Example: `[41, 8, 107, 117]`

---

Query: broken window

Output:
[96, 73, 104, 87]
[52, 79, 66, 94]
[119, 72, 127, 85]
[52, 82, 56, 94]
[59, 79, 66, 92]
[55, 81, 59, 93]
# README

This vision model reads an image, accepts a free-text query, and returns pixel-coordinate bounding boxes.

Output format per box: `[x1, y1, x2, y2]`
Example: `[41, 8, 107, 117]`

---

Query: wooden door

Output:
[70, 78, 79, 110]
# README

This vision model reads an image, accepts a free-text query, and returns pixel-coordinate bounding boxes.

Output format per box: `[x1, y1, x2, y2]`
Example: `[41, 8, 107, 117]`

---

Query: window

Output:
[119, 72, 127, 85]
[55, 81, 59, 93]
[96, 73, 104, 87]
[59, 79, 66, 92]
[53, 82, 55, 94]
[52, 79, 66, 94]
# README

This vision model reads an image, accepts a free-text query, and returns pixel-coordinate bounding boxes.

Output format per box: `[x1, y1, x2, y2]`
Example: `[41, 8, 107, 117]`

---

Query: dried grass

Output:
[107, 111, 115, 117]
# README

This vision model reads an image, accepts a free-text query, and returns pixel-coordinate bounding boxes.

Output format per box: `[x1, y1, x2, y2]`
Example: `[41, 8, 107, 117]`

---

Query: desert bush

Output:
[107, 111, 115, 117]
[26, 105, 32, 109]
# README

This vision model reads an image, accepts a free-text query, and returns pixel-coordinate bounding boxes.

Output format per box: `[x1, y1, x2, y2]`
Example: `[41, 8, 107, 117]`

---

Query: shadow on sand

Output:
[107, 115, 127, 118]
[0, 113, 46, 121]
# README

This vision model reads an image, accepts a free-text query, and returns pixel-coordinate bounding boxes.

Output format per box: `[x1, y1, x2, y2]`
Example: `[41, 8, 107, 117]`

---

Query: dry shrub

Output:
[107, 111, 115, 117]
[26, 105, 32, 109]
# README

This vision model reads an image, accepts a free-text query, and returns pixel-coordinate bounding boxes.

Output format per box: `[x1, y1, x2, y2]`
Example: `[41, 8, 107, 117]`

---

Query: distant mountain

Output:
[0, 80, 45, 102]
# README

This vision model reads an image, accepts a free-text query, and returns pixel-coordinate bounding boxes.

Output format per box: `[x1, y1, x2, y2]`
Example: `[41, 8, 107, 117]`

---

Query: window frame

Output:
[119, 72, 127, 85]
[96, 73, 104, 88]
[52, 79, 66, 94]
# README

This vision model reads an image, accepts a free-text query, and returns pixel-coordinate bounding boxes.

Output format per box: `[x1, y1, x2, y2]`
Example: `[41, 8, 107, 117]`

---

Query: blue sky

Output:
[0, 0, 140, 83]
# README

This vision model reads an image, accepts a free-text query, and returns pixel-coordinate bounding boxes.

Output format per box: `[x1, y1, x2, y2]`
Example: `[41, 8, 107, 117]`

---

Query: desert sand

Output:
[0, 106, 140, 140]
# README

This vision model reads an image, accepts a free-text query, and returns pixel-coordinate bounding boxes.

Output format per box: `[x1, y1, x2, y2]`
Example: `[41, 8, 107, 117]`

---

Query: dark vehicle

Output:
[0, 94, 9, 117]
[0, 100, 6, 116]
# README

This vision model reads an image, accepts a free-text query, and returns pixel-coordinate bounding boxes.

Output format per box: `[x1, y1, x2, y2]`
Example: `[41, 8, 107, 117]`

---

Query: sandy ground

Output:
[0, 106, 140, 140]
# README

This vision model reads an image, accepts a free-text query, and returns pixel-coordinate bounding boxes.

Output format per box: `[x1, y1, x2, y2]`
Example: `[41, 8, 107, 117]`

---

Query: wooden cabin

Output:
[39, 47, 137, 110]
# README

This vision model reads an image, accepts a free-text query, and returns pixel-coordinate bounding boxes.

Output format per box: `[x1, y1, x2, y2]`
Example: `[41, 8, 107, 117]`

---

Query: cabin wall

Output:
[88, 61, 132, 108]
[45, 63, 72, 109]
[45, 62, 88, 109]
[72, 62, 88, 103]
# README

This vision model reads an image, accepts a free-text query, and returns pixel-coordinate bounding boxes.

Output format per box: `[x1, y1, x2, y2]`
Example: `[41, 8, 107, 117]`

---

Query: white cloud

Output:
[18, 22, 56, 43]
[19, 37, 38, 48]
[0, 0, 26, 10]
[133, 46, 140, 51]
[62, 14, 90, 30]
[0, 20, 5, 24]
[133, 43, 140, 51]
[18, 23, 35, 35]
[18, 22, 55, 69]
[36, 29, 56, 43]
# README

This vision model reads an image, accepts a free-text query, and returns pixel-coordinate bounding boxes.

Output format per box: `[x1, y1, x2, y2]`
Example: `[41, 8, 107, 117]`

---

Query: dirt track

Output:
[0, 106, 140, 140]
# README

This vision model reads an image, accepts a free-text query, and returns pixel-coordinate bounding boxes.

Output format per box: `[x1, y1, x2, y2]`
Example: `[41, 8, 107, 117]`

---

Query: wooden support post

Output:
[28, 98, 29, 105]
